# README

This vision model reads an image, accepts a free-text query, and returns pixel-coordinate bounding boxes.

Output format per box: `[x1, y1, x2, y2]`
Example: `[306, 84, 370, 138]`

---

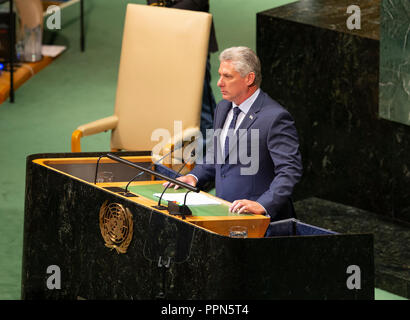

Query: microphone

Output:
[122, 171, 145, 197]
[155, 149, 196, 218]
[123, 144, 185, 195]
[105, 153, 199, 193]
[94, 143, 186, 195]
[94, 155, 105, 184]
[94, 154, 136, 196]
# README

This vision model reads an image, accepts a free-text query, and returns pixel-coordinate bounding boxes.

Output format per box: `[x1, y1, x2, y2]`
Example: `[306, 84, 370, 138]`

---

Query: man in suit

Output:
[173, 46, 302, 222]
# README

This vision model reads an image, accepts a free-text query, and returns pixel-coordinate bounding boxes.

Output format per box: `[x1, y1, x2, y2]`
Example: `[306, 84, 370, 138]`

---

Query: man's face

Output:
[217, 60, 251, 105]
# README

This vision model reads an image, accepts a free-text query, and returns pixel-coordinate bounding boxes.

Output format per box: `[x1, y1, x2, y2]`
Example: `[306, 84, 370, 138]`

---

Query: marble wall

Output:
[257, 0, 410, 223]
[380, 0, 410, 126]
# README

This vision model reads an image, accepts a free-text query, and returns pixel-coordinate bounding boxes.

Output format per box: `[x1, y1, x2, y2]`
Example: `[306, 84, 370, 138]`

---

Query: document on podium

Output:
[42, 45, 67, 58]
[153, 192, 221, 206]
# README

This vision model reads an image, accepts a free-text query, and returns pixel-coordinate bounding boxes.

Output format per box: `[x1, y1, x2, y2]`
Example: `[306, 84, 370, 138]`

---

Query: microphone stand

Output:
[169, 190, 192, 220]
[105, 153, 199, 193]
[94, 155, 105, 184]
[105, 153, 198, 219]
[156, 150, 196, 219]
[94, 145, 185, 195]
[155, 156, 192, 210]
[124, 146, 183, 195]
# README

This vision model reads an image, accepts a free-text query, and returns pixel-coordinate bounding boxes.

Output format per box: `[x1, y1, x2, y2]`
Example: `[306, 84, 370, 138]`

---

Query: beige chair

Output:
[15, 0, 44, 62]
[71, 4, 211, 167]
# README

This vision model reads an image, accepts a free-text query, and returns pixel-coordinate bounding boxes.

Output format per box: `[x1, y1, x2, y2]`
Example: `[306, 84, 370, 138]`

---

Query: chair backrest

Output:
[111, 4, 211, 151]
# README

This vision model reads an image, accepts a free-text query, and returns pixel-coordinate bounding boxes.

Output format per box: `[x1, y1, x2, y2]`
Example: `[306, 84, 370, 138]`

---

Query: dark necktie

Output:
[224, 107, 241, 158]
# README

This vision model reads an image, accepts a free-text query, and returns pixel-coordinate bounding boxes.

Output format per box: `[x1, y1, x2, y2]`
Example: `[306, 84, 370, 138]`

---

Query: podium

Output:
[22, 152, 374, 299]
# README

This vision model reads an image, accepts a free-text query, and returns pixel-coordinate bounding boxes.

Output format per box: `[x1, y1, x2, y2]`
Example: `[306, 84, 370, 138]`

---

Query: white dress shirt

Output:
[220, 88, 260, 155]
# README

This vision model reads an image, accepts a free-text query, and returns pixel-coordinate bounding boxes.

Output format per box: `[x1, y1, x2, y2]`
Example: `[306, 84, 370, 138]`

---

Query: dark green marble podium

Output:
[22, 152, 374, 299]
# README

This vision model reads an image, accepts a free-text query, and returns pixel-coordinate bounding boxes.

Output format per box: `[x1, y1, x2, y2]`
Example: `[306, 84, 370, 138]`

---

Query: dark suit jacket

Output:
[190, 89, 303, 221]
[147, 0, 218, 52]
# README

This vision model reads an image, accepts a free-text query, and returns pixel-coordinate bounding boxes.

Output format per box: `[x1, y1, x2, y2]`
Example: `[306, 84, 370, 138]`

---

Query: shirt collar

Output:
[232, 88, 260, 114]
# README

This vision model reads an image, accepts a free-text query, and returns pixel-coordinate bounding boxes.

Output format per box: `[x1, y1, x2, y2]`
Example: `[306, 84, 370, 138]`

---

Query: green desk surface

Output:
[127, 184, 251, 217]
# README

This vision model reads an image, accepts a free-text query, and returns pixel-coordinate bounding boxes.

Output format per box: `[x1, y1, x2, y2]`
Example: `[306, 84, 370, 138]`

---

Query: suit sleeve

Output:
[256, 111, 303, 219]
[188, 130, 216, 187]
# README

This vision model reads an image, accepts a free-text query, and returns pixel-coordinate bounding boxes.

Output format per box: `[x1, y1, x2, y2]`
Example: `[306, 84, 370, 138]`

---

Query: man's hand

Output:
[162, 174, 198, 189]
[229, 199, 266, 215]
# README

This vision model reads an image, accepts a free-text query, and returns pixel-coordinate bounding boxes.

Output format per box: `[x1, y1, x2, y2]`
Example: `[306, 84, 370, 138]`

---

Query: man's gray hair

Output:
[219, 46, 262, 87]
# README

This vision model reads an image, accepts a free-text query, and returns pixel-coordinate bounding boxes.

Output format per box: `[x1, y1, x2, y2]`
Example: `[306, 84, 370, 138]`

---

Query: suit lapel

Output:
[215, 101, 232, 129]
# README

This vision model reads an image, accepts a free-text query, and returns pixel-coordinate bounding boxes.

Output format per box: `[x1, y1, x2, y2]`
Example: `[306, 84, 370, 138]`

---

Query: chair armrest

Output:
[71, 115, 119, 152]
[77, 115, 119, 136]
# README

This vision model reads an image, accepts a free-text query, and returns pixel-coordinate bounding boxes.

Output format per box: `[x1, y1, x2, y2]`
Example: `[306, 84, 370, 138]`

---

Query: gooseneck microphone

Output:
[155, 150, 194, 209]
[124, 145, 184, 195]
[105, 153, 199, 193]
[94, 154, 139, 197]
[94, 155, 105, 184]
[123, 171, 145, 195]
[155, 150, 196, 218]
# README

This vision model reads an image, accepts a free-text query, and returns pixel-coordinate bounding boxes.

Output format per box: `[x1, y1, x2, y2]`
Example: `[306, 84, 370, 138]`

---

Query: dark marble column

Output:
[257, 0, 410, 223]
[380, 0, 410, 126]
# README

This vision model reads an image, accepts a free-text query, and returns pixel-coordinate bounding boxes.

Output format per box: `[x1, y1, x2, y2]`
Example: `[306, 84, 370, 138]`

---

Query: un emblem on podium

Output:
[99, 201, 133, 254]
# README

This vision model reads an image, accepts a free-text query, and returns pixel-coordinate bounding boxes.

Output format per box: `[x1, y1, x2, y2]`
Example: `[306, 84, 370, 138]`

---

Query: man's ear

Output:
[246, 72, 256, 86]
